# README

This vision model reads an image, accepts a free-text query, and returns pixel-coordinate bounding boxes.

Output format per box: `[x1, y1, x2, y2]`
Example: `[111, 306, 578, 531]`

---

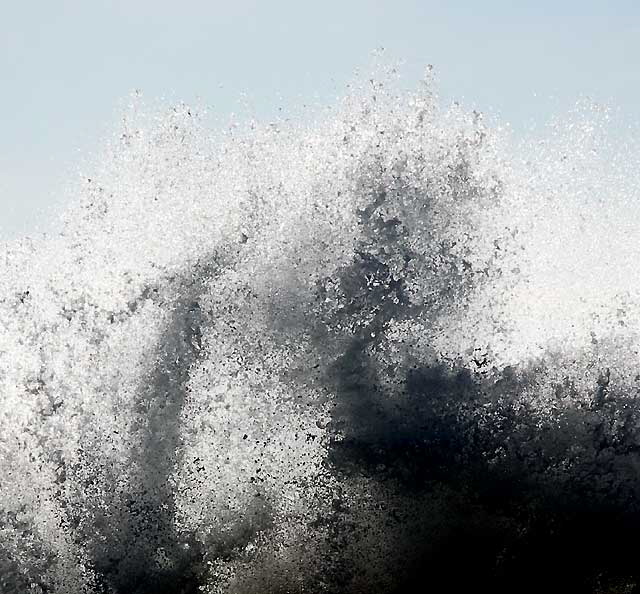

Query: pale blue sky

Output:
[2, 1, 639, 238]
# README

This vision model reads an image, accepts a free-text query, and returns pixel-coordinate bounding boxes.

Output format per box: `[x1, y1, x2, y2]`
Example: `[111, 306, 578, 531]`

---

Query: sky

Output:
[1, 0, 639, 239]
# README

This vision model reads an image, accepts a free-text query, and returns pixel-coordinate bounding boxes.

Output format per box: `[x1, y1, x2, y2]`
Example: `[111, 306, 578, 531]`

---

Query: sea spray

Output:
[2, 65, 640, 592]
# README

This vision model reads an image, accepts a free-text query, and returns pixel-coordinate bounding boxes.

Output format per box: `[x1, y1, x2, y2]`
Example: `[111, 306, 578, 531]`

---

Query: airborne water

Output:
[3, 65, 640, 593]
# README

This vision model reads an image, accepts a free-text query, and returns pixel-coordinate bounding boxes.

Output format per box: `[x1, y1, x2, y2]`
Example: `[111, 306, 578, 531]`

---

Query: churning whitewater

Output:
[2, 66, 640, 593]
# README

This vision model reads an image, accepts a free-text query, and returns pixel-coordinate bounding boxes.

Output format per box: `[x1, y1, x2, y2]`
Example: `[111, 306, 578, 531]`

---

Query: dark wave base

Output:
[61, 315, 640, 593]
[5, 293, 640, 594]
[323, 361, 640, 594]
[7, 266, 640, 594]
[86, 358, 640, 594]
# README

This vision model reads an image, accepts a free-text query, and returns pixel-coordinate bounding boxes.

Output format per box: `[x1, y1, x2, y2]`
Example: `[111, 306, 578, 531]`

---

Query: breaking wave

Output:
[3, 64, 640, 593]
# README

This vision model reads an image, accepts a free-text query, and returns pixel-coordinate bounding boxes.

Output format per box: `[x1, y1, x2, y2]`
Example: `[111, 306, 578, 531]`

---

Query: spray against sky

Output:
[2, 0, 640, 238]
[3, 57, 640, 591]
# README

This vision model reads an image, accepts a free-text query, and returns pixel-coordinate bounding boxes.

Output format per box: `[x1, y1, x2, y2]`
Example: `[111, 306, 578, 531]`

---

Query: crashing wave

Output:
[2, 65, 640, 593]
